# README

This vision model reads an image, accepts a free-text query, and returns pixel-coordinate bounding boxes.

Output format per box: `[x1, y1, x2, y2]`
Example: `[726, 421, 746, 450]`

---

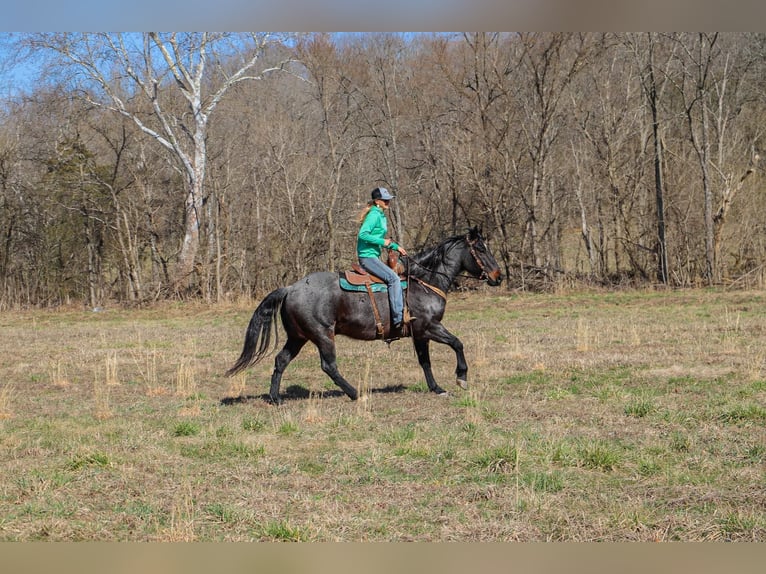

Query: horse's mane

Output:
[408, 234, 465, 279]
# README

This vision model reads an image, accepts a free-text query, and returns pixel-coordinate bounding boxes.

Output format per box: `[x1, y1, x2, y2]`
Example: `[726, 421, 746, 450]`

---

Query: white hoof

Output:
[456, 379, 468, 390]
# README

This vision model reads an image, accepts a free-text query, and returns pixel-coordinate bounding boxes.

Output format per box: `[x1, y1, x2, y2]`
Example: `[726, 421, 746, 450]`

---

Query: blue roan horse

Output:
[226, 227, 503, 404]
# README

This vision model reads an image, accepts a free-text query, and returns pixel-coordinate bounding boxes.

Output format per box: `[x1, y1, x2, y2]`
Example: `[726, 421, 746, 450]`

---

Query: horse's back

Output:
[285, 272, 341, 308]
[284, 271, 382, 341]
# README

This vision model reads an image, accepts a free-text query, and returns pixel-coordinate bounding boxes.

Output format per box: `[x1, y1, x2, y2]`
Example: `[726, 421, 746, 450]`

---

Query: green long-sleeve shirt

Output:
[357, 206, 398, 258]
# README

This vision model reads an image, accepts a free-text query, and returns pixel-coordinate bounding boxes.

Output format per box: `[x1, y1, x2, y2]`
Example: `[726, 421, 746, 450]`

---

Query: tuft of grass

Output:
[637, 458, 662, 477]
[719, 512, 760, 540]
[455, 395, 478, 408]
[93, 361, 113, 420]
[133, 346, 166, 396]
[242, 416, 266, 432]
[178, 440, 265, 462]
[743, 444, 765, 464]
[502, 370, 553, 386]
[381, 423, 416, 447]
[48, 360, 70, 388]
[523, 470, 564, 493]
[258, 520, 308, 542]
[669, 431, 691, 453]
[277, 421, 300, 436]
[175, 360, 197, 398]
[173, 421, 201, 437]
[105, 352, 119, 387]
[578, 441, 621, 471]
[205, 502, 240, 525]
[66, 452, 110, 471]
[718, 404, 766, 424]
[473, 444, 517, 474]
[624, 398, 654, 418]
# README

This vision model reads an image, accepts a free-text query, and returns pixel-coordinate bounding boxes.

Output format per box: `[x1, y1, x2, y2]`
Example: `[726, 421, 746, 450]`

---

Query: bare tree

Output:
[675, 33, 761, 284]
[625, 33, 680, 284]
[21, 32, 294, 292]
[4, 32, 766, 306]
[295, 34, 364, 271]
[514, 33, 588, 276]
[570, 34, 652, 283]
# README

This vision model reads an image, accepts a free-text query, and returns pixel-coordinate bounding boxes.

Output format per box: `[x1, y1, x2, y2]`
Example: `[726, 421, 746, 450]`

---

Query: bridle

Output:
[399, 233, 497, 305]
[466, 235, 490, 282]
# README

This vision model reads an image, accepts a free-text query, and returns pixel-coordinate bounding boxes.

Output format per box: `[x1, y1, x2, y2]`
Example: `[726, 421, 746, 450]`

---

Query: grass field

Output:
[1, 288, 765, 541]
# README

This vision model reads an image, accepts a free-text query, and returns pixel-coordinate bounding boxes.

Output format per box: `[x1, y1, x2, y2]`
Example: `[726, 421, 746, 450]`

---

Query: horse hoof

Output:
[437, 390, 450, 397]
[456, 379, 468, 390]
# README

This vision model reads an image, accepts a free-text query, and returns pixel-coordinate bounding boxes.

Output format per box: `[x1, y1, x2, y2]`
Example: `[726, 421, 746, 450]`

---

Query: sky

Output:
[2, 0, 764, 32]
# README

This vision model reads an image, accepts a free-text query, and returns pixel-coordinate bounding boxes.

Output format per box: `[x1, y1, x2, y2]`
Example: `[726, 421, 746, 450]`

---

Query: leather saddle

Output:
[344, 251, 405, 287]
[342, 251, 406, 339]
[343, 263, 406, 286]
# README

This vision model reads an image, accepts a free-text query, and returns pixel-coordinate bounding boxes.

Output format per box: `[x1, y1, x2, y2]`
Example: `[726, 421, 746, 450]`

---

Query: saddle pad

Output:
[339, 277, 408, 293]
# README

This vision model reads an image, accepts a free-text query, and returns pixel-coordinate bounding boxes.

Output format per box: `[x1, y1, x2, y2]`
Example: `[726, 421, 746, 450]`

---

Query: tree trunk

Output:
[176, 179, 203, 290]
[652, 122, 669, 284]
[647, 39, 669, 285]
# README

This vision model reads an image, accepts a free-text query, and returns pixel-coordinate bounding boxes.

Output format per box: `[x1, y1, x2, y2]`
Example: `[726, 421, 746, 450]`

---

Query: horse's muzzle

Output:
[486, 270, 503, 286]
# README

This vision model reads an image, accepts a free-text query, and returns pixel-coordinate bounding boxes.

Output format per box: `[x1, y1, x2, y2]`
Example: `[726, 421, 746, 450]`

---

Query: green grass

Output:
[718, 404, 766, 424]
[472, 444, 517, 474]
[258, 520, 308, 541]
[577, 441, 621, 471]
[66, 452, 110, 471]
[241, 416, 266, 432]
[624, 398, 654, 418]
[173, 421, 201, 437]
[522, 470, 565, 493]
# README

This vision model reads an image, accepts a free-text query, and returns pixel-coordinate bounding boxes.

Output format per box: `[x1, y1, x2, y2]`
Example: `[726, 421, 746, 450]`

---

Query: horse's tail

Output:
[226, 287, 289, 377]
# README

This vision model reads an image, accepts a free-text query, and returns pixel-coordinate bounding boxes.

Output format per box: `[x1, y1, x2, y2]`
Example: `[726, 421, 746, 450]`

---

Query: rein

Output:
[412, 276, 448, 300]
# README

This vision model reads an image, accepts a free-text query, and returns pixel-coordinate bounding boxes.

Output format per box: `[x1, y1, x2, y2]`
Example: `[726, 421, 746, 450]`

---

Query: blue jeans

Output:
[359, 256, 404, 324]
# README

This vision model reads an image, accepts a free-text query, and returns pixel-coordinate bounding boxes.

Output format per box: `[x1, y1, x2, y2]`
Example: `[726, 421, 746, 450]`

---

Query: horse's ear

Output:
[467, 226, 481, 240]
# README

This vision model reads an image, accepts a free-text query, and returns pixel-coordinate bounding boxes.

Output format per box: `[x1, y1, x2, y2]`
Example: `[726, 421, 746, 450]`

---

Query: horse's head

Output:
[464, 227, 503, 286]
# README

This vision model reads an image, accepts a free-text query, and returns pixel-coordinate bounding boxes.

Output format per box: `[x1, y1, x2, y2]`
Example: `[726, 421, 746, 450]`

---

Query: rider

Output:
[357, 187, 409, 336]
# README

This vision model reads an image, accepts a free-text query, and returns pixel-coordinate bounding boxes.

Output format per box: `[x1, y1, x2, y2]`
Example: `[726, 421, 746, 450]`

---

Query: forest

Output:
[0, 32, 764, 308]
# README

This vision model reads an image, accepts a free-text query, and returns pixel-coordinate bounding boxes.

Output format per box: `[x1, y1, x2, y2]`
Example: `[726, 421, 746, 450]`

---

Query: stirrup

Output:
[385, 321, 406, 344]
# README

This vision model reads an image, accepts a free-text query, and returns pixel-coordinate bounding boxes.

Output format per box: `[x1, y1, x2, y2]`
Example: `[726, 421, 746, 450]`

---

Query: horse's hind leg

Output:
[269, 336, 306, 404]
[315, 336, 358, 401]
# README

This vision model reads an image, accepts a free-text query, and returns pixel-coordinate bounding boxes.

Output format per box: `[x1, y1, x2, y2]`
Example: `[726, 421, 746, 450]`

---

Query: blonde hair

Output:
[357, 201, 376, 224]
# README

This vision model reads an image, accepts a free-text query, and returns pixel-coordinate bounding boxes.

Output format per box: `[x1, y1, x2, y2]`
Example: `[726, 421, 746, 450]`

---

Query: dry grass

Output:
[0, 383, 15, 420]
[0, 290, 765, 541]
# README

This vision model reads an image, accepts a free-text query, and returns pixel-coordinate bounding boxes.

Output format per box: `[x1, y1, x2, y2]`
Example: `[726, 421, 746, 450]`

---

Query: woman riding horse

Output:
[357, 187, 408, 338]
[227, 227, 503, 404]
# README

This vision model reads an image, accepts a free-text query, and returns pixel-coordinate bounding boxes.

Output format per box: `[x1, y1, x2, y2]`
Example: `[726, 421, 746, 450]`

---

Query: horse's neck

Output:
[408, 250, 462, 293]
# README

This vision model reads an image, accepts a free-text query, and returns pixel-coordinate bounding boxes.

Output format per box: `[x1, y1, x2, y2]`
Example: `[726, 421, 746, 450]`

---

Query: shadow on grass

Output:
[220, 383, 407, 406]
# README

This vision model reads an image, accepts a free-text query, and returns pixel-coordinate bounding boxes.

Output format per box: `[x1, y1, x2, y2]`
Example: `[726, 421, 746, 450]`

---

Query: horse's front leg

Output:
[424, 323, 469, 390]
[413, 338, 447, 395]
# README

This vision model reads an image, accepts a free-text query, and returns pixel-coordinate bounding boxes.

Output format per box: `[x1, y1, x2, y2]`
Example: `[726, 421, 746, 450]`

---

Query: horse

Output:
[226, 226, 503, 404]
